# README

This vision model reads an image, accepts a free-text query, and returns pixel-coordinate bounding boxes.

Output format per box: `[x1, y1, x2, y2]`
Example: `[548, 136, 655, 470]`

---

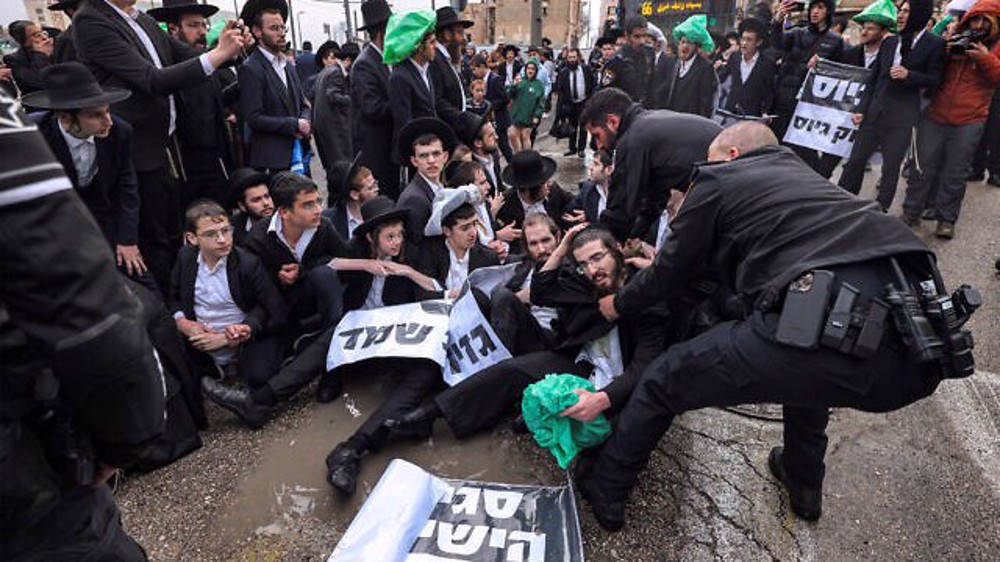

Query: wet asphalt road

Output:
[116, 123, 1000, 561]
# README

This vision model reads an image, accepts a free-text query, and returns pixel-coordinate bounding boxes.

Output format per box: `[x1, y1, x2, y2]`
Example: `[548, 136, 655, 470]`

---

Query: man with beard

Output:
[151, 0, 234, 207]
[386, 224, 667, 447]
[431, 7, 474, 124]
[352, 0, 398, 198]
[556, 48, 596, 157]
[228, 167, 274, 246]
[454, 110, 505, 193]
[581, 87, 721, 243]
[840, 0, 945, 213]
[470, 54, 513, 163]
[603, 16, 654, 106]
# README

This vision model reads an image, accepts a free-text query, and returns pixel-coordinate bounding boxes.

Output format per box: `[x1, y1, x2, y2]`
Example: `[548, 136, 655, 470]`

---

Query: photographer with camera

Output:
[902, 0, 1000, 239]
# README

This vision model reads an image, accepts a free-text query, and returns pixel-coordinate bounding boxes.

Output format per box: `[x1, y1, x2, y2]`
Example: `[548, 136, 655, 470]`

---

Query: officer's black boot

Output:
[315, 371, 342, 404]
[201, 378, 272, 429]
[768, 446, 823, 521]
[382, 401, 440, 439]
[326, 443, 362, 497]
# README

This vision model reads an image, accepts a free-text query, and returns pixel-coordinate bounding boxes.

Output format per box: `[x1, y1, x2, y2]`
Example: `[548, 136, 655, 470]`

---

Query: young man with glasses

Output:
[170, 200, 287, 387]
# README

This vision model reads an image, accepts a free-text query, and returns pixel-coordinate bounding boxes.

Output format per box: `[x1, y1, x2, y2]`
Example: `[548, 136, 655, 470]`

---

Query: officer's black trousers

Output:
[588, 309, 941, 502]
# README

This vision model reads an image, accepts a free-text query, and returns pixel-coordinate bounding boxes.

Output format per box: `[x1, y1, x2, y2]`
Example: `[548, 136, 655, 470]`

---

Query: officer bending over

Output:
[578, 121, 978, 531]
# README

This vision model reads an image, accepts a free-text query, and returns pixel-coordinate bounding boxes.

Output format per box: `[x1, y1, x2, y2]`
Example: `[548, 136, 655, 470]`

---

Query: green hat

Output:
[853, 0, 898, 33]
[383, 9, 436, 66]
[672, 14, 715, 53]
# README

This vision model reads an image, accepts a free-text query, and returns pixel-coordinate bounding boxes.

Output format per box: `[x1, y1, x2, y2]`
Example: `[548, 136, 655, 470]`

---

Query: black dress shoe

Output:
[201, 378, 271, 429]
[382, 403, 440, 439]
[315, 372, 342, 404]
[577, 150, 585, 158]
[563, 149, 577, 157]
[576, 475, 625, 532]
[325, 444, 361, 496]
[768, 446, 822, 521]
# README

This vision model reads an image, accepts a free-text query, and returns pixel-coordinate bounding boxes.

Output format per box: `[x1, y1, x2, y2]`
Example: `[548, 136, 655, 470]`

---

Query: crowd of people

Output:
[0, 0, 991, 558]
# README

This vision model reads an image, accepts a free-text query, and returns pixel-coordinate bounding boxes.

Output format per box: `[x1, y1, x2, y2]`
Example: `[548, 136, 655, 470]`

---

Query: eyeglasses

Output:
[265, 24, 287, 32]
[183, 21, 210, 30]
[197, 226, 233, 241]
[575, 250, 609, 274]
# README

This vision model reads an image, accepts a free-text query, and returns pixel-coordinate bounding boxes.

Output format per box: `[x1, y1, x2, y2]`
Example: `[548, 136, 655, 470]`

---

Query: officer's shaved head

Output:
[707, 122, 778, 162]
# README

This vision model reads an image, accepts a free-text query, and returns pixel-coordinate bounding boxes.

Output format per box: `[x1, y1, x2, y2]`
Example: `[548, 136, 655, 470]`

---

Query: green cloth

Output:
[672, 14, 714, 53]
[507, 61, 546, 127]
[853, 0, 899, 33]
[521, 374, 612, 469]
[933, 14, 954, 35]
[383, 10, 436, 66]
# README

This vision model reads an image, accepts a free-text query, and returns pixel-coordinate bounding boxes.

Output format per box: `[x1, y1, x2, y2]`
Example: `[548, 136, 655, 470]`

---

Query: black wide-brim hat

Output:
[21, 62, 131, 110]
[47, 0, 82, 12]
[397, 117, 457, 160]
[435, 7, 474, 31]
[342, 152, 364, 198]
[355, 195, 410, 237]
[240, 0, 289, 25]
[453, 110, 486, 148]
[338, 42, 361, 59]
[148, 0, 219, 22]
[501, 150, 557, 189]
[358, 0, 392, 31]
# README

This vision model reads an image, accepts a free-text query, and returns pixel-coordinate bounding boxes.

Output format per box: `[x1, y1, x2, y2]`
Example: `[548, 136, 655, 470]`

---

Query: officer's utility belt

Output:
[770, 257, 982, 379]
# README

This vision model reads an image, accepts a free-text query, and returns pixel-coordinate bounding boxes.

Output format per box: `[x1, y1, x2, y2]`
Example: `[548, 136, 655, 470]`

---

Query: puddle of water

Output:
[218, 375, 561, 545]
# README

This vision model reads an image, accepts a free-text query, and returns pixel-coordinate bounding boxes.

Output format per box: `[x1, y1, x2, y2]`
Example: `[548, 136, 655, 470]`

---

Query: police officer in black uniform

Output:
[602, 16, 654, 106]
[0, 89, 164, 559]
[577, 122, 978, 531]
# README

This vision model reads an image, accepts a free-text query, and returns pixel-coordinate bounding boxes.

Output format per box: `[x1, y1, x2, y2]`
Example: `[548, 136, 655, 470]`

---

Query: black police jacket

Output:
[615, 145, 933, 317]
[769, 20, 844, 111]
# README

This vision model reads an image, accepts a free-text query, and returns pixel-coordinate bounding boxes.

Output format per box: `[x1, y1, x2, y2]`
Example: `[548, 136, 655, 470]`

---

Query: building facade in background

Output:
[23, 0, 70, 30]
[466, 0, 586, 47]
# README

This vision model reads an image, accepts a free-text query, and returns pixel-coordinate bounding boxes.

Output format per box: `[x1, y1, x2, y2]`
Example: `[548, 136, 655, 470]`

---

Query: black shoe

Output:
[382, 403, 439, 439]
[577, 150, 585, 158]
[201, 378, 271, 429]
[576, 475, 625, 532]
[325, 444, 361, 496]
[315, 372, 342, 404]
[768, 446, 822, 522]
[563, 149, 577, 157]
[921, 208, 937, 221]
[988, 174, 1000, 187]
[968, 170, 985, 182]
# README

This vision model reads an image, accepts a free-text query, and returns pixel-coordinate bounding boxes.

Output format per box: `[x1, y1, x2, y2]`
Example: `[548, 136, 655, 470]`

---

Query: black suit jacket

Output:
[244, 216, 351, 297]
[396, 174, 438, 244]
[321, 202, 353, 240]
[431, 47, 466, 124]
[859, 34, 946, 129]
[496, 182, 574, 229]
[717, 52, 777, 117]
[473, 152, 505, 195]
[572, 180, 605, 224]
[32, 111, 140, 246]
[350, 44, 398, 197]
[646, 53, 676, 109]
[484, 71, 511, 127]
[239, 49, 310, 171]
[340, 236, 421, 311]
[389, 59, 437, 164]
[4, 47, 50, 95]
[73, 0, 210, 171]
[52, 26, 78, 63]
[664, 54, 718, 118]
[555, 65, 596, 114]
[414, 236, 501, 300]
[168, 245, 286, 337]
[231, 211, 258, 247]
[496, 60, 523, 88]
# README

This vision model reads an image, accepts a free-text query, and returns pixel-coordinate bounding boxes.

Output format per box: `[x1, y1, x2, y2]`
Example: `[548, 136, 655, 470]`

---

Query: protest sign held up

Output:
[783, 58, 873, 158]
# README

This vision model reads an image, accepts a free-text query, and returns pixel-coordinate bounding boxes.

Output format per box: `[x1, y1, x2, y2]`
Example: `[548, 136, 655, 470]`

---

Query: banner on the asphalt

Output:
[329, 459, 585, 562]
[783, 58, 872, 158]
[326, 293, 512, 385]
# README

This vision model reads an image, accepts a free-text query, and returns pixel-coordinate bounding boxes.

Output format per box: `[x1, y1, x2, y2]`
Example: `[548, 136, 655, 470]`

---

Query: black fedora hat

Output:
[397, 117, 457, 160]
[501, 150, 557, 189]
[47, 0, 82, 12]
[148, 0, 219, 22]
[435, 7, 474, 31]
[240, 0, 288, 25]
[354, 196, 409, 237]
[453, 110, 487, 148]
[314, 40, 340, 67]
[357, 0, 392, 32]
[21, 62, 131, 110]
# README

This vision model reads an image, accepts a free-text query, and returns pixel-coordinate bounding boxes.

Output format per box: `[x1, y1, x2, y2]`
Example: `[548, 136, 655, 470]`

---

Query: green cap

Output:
[672, 14, 715, 53]
[383, 9, 436, 66]
[853, 0, 898, 33]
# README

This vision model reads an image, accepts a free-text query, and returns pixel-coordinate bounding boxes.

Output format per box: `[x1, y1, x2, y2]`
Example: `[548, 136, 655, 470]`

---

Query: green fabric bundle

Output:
[933, 14, 954, 35]
[521, 374, 611, 469]
[672, 14, 715, 53]
[853, 0, 899, 33]
[383, 9, 436, 66]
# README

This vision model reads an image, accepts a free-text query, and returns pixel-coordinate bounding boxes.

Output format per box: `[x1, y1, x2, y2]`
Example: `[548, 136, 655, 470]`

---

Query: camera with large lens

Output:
[949, 29, 987, 55]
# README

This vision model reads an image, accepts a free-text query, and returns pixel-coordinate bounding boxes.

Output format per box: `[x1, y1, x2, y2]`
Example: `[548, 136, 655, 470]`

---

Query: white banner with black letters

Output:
[326, 294, 512, 385]
[783, 58, 872, 158]
[329, 459, 585, 562]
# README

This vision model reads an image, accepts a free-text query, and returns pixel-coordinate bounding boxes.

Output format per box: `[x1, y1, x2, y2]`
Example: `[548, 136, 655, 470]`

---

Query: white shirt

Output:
[267, 212, 316, 262]
[576, 326, 625, 391]
[569, 65, 587, 103]
[103, 0, 214, 136]
[346, 206, 363, 238]
[864, 47, 879, 69]
[894, 30, 926, 66]
[437, 43, 467, 111]
[678, 56, 695, 79]
[419, 173, 444, 198]
[519, 193, 547, 218]
[740, 52, 759, 84]
[362, 256, 392, 310]
[519, 267, 558, 331]
[474, 201, 495, 245]
[410, 58, 432, 92]
[505, 63, 515, 86]
[655, 209, 672, 252]
[445, 240, 471, 292]
[193, 254, 245, 365]
[596, 183, 608, 219]
[58, 120, 97, 186]
[474, 153, 499, 189]
[260, 46, 289, 89]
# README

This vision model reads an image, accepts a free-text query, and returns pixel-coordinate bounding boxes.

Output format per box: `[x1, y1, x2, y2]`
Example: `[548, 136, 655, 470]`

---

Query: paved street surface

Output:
[116, 124, 1000, 560]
